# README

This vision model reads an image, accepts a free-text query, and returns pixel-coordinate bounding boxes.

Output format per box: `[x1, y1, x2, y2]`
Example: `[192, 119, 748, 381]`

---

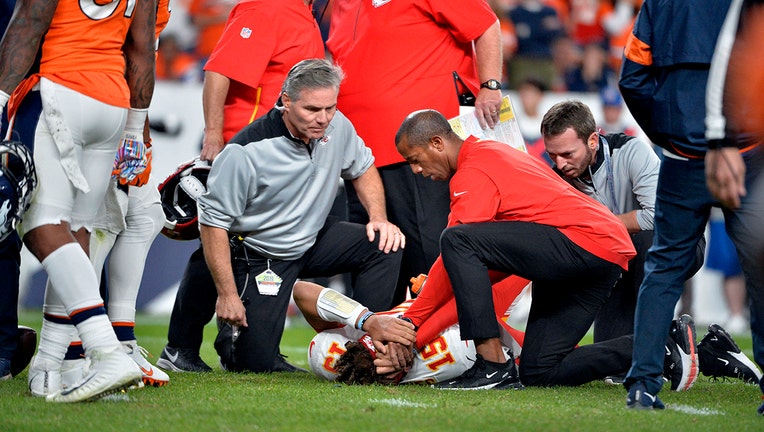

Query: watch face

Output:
[481, 80, 501, 90]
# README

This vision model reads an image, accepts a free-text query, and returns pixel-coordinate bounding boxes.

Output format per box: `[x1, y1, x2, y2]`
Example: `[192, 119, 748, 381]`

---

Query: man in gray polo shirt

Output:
[198, 59, 409, 373]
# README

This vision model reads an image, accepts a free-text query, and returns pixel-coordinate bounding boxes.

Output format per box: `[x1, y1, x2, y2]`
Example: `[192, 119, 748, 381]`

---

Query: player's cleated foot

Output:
[47, 346, 142, 403]
[434, 354, 523, 390]
[122, 341, 170, 387]
[663, 314, 699, 391]
[272, 353, 308, 373]
[60, 357, 89, 390]
[626, 381, 665, 410]
[698, 323, 762, 385]
[758, 400, 764, 415]
[156, 345, 212, 373]
[28, 356, 62, 397]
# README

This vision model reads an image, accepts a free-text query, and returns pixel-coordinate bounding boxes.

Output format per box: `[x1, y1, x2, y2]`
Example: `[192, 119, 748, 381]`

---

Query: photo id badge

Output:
[255, 268, 282, 296]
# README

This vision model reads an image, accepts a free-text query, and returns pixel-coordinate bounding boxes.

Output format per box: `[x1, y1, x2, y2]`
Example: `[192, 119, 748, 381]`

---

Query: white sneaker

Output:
[122, 341, 170, 387]
[725, 315, 749, 335]
[28, 356, 62, 398]
[60, 358, 89, 390]
[46, 346, 142, 403]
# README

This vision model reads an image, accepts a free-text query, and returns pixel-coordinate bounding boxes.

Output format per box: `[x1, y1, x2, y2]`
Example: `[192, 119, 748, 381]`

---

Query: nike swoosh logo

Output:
[140, 366, 154, 376]
[453, 191, 468, 197]
[166, 349, 179, 363]
[60, 370, 96, 396]
[485, 371, 498, 379]
[717, 358, 730, 366]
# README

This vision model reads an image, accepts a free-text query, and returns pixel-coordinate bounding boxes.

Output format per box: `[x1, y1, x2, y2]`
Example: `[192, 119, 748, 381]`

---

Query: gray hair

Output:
[281, 58, 344, 101]
[395, 109, 455, 148]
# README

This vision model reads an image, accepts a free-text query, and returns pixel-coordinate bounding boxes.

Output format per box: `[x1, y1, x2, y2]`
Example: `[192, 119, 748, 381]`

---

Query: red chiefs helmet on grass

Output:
[157, 158, 211, 240]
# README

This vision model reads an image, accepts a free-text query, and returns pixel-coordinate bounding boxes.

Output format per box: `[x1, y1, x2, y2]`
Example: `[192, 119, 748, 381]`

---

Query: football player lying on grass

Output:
[294, 276, 528, 385]
[295, 278, 762, 388]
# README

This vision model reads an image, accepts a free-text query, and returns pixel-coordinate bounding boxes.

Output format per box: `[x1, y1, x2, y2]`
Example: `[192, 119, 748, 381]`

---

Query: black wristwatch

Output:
[480, 79, 501, 90]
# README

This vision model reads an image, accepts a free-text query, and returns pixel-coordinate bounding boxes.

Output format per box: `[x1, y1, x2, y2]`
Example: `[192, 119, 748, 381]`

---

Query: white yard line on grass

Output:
[370, 398, 437, 409]
[669, 405, 723, 415]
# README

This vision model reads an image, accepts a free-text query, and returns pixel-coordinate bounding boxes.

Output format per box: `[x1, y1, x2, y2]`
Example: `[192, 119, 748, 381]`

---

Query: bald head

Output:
[395, 109, 456, 151]
[395, 109, 463, 181]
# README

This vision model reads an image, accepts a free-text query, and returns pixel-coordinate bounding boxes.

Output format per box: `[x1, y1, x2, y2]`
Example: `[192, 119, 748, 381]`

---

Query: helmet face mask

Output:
[157, 158, 211, 240]
[0, 140, 37, 242]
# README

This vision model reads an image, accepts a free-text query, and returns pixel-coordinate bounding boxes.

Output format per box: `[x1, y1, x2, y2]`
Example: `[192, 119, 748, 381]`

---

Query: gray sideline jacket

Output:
[556, 133, 659, 231]
[197, 107, 375, 260]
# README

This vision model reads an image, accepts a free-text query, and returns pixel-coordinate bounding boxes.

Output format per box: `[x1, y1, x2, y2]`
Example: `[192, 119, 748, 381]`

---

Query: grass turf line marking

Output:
[369, 398, 437, 409]
[669, 405, 723, 416]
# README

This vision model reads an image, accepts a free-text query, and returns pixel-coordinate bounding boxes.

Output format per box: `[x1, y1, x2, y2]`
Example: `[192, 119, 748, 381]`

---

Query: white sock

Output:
[42, 243, 121, 352]
[41, 243, 105, 313]
[34, 319, 75, 365]
[75, 314, 121, 353]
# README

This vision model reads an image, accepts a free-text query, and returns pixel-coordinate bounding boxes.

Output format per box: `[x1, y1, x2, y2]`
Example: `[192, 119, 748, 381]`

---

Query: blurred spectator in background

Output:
[598, 85, 638, 136]
[564, 42, 616, 92]
[188, 0, 237, 65]
[156, 33, 202, 83]
[706, 208, 749, 335]
[489, 0, 518, 86]
[514, 77, 552, 165]
[550, 36, 583, 91]
[568, 0, 635, 48]
[505, 0, 564, 90]
[606, 0, 640, 74]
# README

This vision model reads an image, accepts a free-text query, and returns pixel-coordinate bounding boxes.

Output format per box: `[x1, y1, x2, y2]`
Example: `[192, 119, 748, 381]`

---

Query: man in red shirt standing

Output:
[327, 0, 504, 305]
[395, 109, 637, 389]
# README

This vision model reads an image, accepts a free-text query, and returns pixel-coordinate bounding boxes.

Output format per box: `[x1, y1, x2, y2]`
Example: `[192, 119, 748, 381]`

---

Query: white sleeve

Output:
[705, 0, 744, 142]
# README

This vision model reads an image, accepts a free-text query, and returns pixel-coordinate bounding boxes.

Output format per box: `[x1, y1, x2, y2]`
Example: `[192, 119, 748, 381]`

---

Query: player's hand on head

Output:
[372, 340, 413, 373]
[364, 314, 416, 346]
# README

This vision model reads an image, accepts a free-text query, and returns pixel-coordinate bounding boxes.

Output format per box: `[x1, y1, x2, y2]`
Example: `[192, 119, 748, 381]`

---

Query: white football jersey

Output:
[400, 324, 476, 384]
[307, 324, 520, 384]
[308, 326, 365, 381]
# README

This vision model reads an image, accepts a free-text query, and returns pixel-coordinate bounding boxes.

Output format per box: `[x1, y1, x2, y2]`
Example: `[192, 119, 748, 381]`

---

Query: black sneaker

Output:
[434, 354, 523, 390]
[272, 353, 308, 373]
[663, 314, 699, 391]
[698, 323, 762, 384]
[156, 346, 212, 373]
[626, 381, 665, 410]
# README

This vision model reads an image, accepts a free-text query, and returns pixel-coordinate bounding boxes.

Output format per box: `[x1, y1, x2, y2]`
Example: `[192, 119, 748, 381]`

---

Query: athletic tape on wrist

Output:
[316, 288, 366, 327]
[125, 108, 148, 132]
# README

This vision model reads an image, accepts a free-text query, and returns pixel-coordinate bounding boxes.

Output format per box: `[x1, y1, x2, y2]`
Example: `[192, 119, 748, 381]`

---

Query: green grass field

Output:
[2, 311, 762, 432]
